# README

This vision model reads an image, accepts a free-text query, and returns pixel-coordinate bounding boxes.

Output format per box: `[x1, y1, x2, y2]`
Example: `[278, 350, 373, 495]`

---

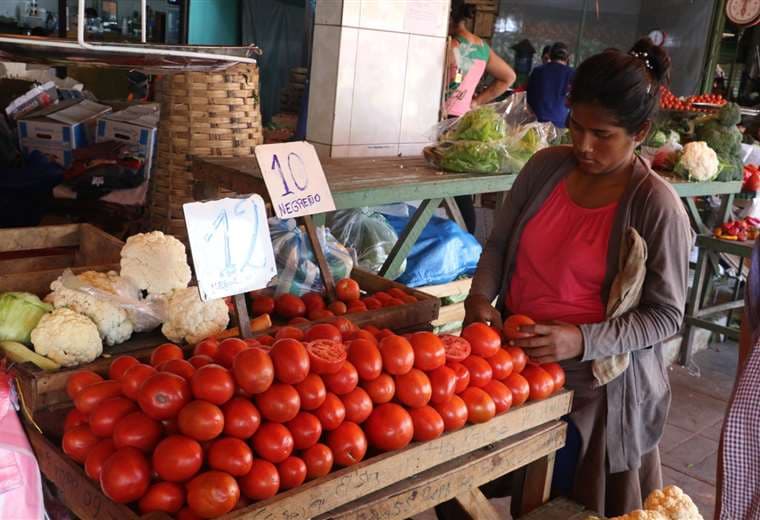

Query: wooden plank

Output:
[322, 422, 566, 520]
[695, 299, 744, 317]
[696, 235, 754, 257]
[0, 251, 76, 276]
[418, 278, 472, 298]
[379, 198, 442, 280]
[233, 294, 252, 338]
[455, 489, 501, 520]
[0, 224, 80, 252]
[0, 262, 121, 296]
[514, 452, 556, 515]
[432, 302, 466, 327]
[443, 197, 467, 230]
[75, 224, 125, 266]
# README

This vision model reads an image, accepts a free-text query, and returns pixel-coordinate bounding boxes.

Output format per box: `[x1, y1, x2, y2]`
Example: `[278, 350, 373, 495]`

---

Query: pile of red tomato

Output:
[249, 278, 419, 323]
[60, 315, 563, 519]
[660, 87, 726, 112]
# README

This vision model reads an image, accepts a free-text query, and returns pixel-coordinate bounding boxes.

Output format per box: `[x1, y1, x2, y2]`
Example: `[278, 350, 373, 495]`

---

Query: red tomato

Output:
[64, 408, 88, 432]
[277, 456, 308, 489]
[150, 343, 184, 367]
[364, 403, 414, 451]
[541, 363, 566, 391]
[395, 368, 432, 408]
[350, 329, 378, 344]
[305, 323, 342, 343]
[461, 323, 501, 358]
[84, 439, 115, 480]
[271, 338, 310, 384]
[324, 361, 359, 395]
[109, 356, 139, 380]
[295, 373, 327, 411]
[256, 383, 301, 423]
[239, 460, 280, 500]
[275, 294, 306, 319]
[191, 364, 235, 405]
[275, 326, 305, 341]
[176, 508, 201, 520]
[222, 397, 260, 439]
[66, 370, 103, 400]
[89, 397, 137, 437]
[251, 295, 275, 316]
[383, 297, 404, 307]
[461, 387, 496, 424]
[138, 372, 192, 420]
[362, 373, 395, 404]
[348, 339, 383, 381]
[316, 392, 346, 431]
[336, 278, 361, 302]
[341, 387, 373, 424]
[193, 338, 219, 359]
[410, 405, 445, 441]
[447, 361, 471, 394]
[439, 335, 471, 362]
[409, 332, 446, 371]
[434, 395, 468, 431]
[187, 471, 239, 518]
[121, 364, 157, 400]
[400, 294, 418, 304]
[504, 373, 530, 406]
[233, 348, 274, 395]
[257, 335, 275, 346]
[252, 423, 294, 463]
[503, 314, 536, 341]
[306, 339, 347, 375]
[487, 349, 514, 380]
[178, 400, 225, 441]
[482, 380, 513, 414]
[113, 411, 162, 452]
[215, 338, 249, 369]
[363, 297, 382, 310]
[428, 365, 457, 405]
[99, 447, 151, 503]
[505, 347, 528, 374]
[347, 301, 368, 313]
[378, 335, 414, 375]
[303, 443, 333, 479]
[289, 317, 310, 326]
[373, 291, 392, 303]
[208, 437, 253, 476]
[286, 411, 323, 450]
[138, 481, 185, 514]
[74, 380, 123, 414]
[332, 317, 357, 338]
[328, 301, 348, 316]
[302, 292, 326, 313]
[62, 424, 99, 463]
[387, 288, 406, 300]
[158, 359, 196, 380]
[152, 435, 203, 482]
[521, 364, 555, 401]
[309, 309, 335, 321]
[328, 421, 367, 466]
[461, 356, 492, 388]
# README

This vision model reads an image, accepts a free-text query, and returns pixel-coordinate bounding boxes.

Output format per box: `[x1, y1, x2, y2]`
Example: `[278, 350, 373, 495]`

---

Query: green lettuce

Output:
[0, 292, 52, 344]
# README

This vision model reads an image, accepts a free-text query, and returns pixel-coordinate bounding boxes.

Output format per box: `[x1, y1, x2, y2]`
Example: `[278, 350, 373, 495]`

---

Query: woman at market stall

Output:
[445, 0, 516, 234]
[452, 38, 693, 517]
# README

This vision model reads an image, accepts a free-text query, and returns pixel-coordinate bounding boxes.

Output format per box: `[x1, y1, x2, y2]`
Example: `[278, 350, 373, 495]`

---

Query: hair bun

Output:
[629, 37, 671, 85]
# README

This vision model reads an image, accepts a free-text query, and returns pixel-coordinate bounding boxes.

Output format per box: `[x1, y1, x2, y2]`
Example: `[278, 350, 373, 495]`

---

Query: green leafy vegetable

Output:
[439, 141, 509, 174]
[444, 106, 506, 142]
[0, 292, 52, 345]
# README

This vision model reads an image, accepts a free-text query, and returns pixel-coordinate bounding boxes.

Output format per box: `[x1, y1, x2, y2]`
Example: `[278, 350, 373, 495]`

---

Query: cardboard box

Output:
[96, 103, 159, 178]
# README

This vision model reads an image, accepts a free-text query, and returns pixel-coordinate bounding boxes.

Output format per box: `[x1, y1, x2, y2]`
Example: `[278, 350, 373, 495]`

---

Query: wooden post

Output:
[455, 489, 501, 520]
[511, 452, 556, 517]
[302, 214, 336, 301]
[233, 293, 252, 338]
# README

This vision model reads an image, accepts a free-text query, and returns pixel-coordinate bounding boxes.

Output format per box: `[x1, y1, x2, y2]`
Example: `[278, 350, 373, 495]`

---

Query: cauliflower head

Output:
[611, 510, 668, 520]
[161, 287, 229, 345]
[644, 485, 703, 520]
[31, 308, 102, 367]
[121, 231, 191, 295]
[48, 271, 134, 346]
[674, 141, 719, 182]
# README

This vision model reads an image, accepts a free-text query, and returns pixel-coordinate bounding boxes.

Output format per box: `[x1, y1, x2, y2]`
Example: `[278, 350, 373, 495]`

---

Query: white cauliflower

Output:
[47, 271, 134, 346]
[161, 287, 229, 344]
[120, 231, 192, 295]
[611, 510, 668, 520]
[674, 141, 719, 182]
[644, 485, 703, 520]
[31, 308, 102, 367]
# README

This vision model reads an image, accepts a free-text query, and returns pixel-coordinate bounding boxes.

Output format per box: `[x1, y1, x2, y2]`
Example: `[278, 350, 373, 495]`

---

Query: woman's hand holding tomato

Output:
[509, 322, 584, 363]
[463, 294, 503, 329]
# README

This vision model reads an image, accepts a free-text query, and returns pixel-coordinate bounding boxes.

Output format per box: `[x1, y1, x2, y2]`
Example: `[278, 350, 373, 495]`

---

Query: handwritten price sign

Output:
[255, 141, 336, 219]
[183, 194, 277, 301]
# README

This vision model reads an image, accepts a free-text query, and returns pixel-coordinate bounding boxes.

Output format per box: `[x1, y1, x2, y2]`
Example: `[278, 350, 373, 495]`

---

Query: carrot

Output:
[216, 313, 272, 339]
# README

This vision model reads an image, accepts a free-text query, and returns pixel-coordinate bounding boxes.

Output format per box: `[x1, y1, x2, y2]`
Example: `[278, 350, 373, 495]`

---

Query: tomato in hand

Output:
[378, 335, 414, 375]
[439, 335, 471, 362]
[305, 323, 341, 343]
[178, 400, 224, 441]
[233, 348, 274, 395]
[364, 403, 413, 451]
[503, 314, 536, 341]
[138, 372, 192, 420]
[461, 356, 492, 388]
[109, 356, 139, 380]
[461, 387, 496, 424]
[303, 443, 333, 479]
[409, 332, 446, 371]
[482, 380, 513, 414]
[487, 349, 514, 380]
[361, 373, 395, 404]
[348, 338, 383, 381]
[251, 295, 275, 316]
[191, 364, 235, 405]
[315, 392, 346, 431]
[271, 338, 310, 384]
[193, 338, 219, 359]
[395, 368, 432, 408]
[84, 439, 115, 480]
[158, 359, 196, 381]
[252, 423, 294, 463]
[187, 471, 240, 518]
[505, 347, 528, 374]
[62, 425, 99, 463]
[277, 456, 308, 489]
[295, 373, 327, 411]
[428, 365, 457, 405]
[208, 437, 253, 476]
[541, 362, 566, 391]
[504, 373, 530, 406]
[327, 421, 367, 466]
[461, 323, 501, 358]
[447, 361, 470, 394]
[222, 397, 260, 439]
[215, 338, 249, 369]
[89, 397, 137, 437]
[138, 481, 185, 514]
[256, 383, 300, 423]
[74, 380, 123, 414]
[521, 364, 555, 401]
[152, 435, 203, 482]
[113, 411, 163, 452]
[66, 370, 103, 400]
[239, 459, 280, 500]
[341, 387, 373, 424]
[275, 294, 306, 319]
[336, 278, 361, 302]
[324, 361, 359, 395]
[434, 395, 468, 431]
[120, 364, 157, 400]
[306, 339, 346, 375]
[286, 411, 323, 450]
[64, 408, 88, 432]
[99, 446, 151, 503]
[409, 405, 445, 441]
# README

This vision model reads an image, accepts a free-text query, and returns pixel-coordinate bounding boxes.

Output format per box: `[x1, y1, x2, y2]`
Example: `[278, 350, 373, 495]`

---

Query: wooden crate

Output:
[0, 224, 123, 296]
[419, 277, 472, 334]
[28, 390, 571, 520]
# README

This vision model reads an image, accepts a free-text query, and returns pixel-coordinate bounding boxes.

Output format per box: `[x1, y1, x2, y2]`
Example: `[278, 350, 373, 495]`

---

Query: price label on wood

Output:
[255, 141, 336, 219]
[183, 194, 277, 301]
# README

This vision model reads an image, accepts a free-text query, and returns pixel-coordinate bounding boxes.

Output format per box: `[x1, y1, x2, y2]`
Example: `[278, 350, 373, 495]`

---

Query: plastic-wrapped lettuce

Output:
[442, 106, 506, 142]
[0, 292, 52, 344]
[437, 141, 511, 174]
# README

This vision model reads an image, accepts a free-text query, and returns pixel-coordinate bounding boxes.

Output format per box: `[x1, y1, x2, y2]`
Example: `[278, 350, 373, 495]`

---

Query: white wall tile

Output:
[306, 25, 341, 145]
[341, 0, 361, 27]
[357, 0, 405, 32]
[332, 27, 359, 146]
[403, 1, 450, 37]
[400, 34, 446, 144]
[346, 143, 399, 157]
[399, 143, 427, 156]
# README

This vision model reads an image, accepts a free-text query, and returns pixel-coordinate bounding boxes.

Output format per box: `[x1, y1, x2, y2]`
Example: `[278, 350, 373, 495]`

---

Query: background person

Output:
[527, 42, 575, 128]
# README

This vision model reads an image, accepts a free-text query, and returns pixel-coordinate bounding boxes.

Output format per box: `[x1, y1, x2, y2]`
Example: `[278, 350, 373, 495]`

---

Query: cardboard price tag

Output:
[183, 194, 277, 301]
[255, 141, 336, 219]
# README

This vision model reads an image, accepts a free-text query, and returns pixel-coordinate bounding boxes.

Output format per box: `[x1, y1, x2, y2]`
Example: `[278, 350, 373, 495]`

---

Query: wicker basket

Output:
[149, 64, 264, 240]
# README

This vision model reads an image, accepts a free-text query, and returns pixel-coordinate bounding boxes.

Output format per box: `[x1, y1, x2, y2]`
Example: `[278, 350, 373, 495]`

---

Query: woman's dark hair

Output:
[568, 37, 671, 134]
[549, 42, 569, 62]
[450, 0, 476, 23]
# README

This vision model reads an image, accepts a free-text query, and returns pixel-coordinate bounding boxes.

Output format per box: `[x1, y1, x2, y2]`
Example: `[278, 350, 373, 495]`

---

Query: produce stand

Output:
[662, 176, 742, 234]
[27, 390, 571, 520]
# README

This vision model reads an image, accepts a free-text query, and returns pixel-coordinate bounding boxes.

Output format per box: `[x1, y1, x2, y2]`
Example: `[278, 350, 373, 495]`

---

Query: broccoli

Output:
[718, 102, 741, 127]
[691, 102, 744, 181]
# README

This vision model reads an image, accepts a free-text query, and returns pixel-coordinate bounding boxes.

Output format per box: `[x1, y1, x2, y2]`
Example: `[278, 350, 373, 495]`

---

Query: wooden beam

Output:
[302, 215, 336, 301]
[455, 489, 502, 520]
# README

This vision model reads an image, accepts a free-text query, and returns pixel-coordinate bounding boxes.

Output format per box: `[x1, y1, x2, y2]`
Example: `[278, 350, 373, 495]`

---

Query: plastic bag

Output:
[58, 269, 167, 332]
[504, 121, 558, 172]
[269, 218, 354, 296]
[432, 93, 536, 142]
[428, 140, 513, 174]
[327, 208, 404, 275]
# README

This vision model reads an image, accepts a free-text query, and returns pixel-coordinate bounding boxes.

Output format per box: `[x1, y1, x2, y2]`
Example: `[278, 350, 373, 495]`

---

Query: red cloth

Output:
[506, 180, 617, 325]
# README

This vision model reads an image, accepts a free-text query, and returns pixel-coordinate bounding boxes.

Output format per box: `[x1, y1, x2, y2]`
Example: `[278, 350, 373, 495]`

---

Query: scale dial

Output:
[648, 30, 665, 46]
[726, 0, 760, 25]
